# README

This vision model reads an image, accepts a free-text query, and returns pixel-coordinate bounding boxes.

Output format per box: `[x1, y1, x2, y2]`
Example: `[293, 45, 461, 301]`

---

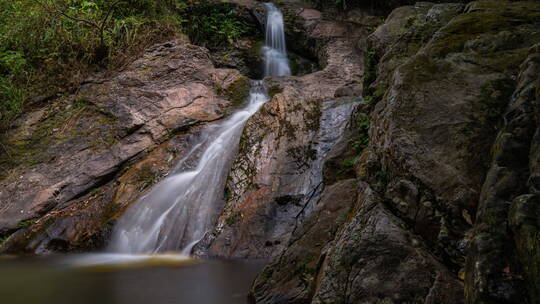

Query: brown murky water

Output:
[0, 256, 264, 304]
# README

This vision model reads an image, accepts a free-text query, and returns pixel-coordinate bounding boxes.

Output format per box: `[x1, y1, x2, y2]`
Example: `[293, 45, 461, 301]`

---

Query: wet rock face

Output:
[198, 89, 361, 258]
[466, 45, 540, 304]
[251, 179, 358, 304]
[1, 0, 539, 303]
[0, 40, 250, 253]
[194, 2, 365, 259]
[312, 183, 463, 304]
[244, 1, 540, 303]
[362, 1, 540, 302]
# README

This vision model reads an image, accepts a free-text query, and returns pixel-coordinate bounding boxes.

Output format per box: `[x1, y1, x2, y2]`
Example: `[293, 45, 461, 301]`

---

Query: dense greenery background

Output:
[0, 0, 255, 132]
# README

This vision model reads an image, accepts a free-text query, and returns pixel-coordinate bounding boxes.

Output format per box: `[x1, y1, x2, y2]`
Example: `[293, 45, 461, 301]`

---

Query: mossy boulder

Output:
[223, 76, 251, 106]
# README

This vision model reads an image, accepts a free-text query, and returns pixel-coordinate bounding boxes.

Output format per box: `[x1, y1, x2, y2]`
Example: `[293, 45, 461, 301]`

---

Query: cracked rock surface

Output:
[0, 40, 249, 253]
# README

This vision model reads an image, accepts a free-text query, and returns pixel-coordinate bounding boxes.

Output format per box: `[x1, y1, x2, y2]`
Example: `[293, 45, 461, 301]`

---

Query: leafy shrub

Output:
[0, 0, 260, 132]
[0, 0, 183, 131]
[184, 0, 258, 48]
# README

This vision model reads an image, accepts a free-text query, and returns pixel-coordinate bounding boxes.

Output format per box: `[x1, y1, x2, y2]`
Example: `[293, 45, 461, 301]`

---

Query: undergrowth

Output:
[0, 0, 254, 133]
[184, 1, 259, 48]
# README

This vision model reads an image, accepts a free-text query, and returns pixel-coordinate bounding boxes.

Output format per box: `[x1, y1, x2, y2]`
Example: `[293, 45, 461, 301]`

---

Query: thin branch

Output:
[100, 0, 123, 30]
[34, 0, 100, 30]
[0, 141, 12, 160]
[34, 0, 125, 47]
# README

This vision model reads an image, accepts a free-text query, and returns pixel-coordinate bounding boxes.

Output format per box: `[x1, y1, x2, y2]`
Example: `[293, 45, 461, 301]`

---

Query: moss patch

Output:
[323, 113, 370, 185]
[223, 76, 250, 106]
[0, 97, 118, 179]
[363, 46, 379, 97]
[426, 1, 540, 58]
[225, 211, 243, 226]
[304, 99, 322, 132]
[399, 54, 451, 84]
[268, 84, 283, 98]
[135, 166, 161, 191]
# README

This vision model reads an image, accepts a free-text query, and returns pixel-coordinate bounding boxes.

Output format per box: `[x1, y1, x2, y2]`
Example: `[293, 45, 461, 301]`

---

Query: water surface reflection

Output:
[0, 256, 264, 304]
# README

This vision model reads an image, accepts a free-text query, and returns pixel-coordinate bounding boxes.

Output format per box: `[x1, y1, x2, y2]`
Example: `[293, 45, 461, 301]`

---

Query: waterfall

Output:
[108, 83, 268, 254]
[262, 3, 291, 77]
[107, 3, 290, 254]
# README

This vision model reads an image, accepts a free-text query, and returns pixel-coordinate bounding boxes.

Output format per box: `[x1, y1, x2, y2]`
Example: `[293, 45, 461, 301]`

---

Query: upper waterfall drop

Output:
[263, 3, 291, 77]
[106, 3, 290, 255]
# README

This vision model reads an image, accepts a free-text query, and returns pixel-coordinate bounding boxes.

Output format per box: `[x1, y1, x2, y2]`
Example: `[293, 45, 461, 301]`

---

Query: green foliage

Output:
[225, 211, 242, 226]
[335, 113, 370, 176]
[338, 156, 358, 174]
[184, 0, 257, 48]
[0, 36, 29, 129]
[0, 0, 260, 131]
[0, 0, 183, 131]
[352, 114, 370, 151]
[0, 78, 26, 130]
[15, 219, 36, 229]
[362, 46, 378, 98]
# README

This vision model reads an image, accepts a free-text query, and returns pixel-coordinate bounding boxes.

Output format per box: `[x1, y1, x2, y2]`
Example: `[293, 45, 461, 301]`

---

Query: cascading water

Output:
[107, 3, 291, 255]
[108, 82, 268, 254]
[262, 3, 291, 77]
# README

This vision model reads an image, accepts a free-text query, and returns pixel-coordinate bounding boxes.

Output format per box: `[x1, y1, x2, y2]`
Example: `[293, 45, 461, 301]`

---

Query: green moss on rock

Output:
[323, 113, 370, 185]
[225, 211, 243, 226]
[225, 76, 250, 106]
[399, 54, 451, 84]
[363, 46, 379, 97]
[509, 194, 540, 303]
[0, 95, 120, 180]
[426, 1, 540, 58]
[268, 84, 283, 98]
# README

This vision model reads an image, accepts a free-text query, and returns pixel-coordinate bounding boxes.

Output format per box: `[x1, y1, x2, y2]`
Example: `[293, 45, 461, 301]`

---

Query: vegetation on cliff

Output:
[0, 0, 255, 133]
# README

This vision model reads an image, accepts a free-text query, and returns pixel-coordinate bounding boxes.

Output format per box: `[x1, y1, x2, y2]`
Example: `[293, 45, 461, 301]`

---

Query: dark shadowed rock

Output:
[251, 179, 358, 304]
[466, 44, 540, 304]
[312, 182, 463, 304]
[240, 1, 540, 303]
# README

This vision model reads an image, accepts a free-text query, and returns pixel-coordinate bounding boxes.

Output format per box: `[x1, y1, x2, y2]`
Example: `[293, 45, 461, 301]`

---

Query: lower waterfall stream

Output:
[108, 82, 269, 254]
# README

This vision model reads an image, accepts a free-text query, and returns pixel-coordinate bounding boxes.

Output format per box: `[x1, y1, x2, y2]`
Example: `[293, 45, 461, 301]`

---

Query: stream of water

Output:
[1, 5, 290, 304]
[262, 3, 291, 76]
[108, 2, 290, 255]
[108, 82, 268, 254]
[0, 5, 358, 304]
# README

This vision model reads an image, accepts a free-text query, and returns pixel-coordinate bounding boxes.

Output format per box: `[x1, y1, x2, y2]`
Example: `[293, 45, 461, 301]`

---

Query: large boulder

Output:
[247, 1, 540, 303]
[0, 40, 251, 253]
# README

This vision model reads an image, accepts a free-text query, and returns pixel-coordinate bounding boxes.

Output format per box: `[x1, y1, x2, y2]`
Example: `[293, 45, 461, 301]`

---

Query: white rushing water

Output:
[109, 82, 268, 254]
[262, 3, 291, 77]
[107, 3, 291, 255]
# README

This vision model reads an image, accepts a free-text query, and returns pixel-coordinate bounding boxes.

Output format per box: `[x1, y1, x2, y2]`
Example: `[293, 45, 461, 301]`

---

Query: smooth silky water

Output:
[0, 256, 264, 304]
[0, 4, 290, 304]
[108, 3, 289, 256]
[107, 81, 269, 255]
